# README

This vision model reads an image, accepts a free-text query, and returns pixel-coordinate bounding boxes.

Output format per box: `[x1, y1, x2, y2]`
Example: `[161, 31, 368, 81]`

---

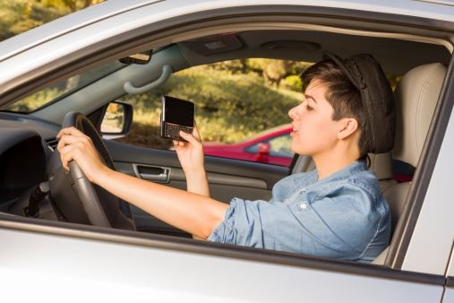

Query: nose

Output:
[288, 104, 300, 120]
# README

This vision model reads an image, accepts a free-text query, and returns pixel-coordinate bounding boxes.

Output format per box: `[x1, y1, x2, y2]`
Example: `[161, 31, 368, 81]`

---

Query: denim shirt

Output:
[208, 160, 391, 262]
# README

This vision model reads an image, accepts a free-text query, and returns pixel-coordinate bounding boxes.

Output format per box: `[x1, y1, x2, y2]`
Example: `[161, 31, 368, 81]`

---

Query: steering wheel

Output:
[48, 112, 135, 230]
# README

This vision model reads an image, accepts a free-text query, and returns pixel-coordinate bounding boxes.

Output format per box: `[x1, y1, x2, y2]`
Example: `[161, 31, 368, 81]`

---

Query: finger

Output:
[179, 131, 199, 145]
[57, 127, 86, 151]
[192, 123, 202, 141]
[192, 128, 201, 141]
[57, 132, 85, 152]
[58, 144, 75, 170]
[56, 126, 84, 139]
[57, 133, 75, 152]
[173, 140, 185, 149]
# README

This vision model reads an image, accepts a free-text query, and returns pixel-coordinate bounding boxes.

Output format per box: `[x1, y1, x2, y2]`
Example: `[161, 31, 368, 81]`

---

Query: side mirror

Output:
[257, 142, 271, 163]
[100, 101, 133, 140]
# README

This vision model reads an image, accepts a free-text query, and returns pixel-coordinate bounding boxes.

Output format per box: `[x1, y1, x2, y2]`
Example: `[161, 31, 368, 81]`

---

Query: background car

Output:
[203, 124, 294, 166]
[0, 0, 454, 302]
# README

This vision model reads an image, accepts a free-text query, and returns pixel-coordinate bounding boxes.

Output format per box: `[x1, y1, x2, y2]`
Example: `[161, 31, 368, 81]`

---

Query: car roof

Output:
[1, 0, 453, 61]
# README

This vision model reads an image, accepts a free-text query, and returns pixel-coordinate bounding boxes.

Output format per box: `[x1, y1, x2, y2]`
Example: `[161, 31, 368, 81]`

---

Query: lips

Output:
[290, 124, 299, 137]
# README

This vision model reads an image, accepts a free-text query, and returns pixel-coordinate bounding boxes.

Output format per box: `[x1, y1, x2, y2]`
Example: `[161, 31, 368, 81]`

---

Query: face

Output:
[288, 80, 343, 157]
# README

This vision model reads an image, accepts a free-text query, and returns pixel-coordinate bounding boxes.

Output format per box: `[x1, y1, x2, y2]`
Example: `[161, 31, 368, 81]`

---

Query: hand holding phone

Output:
[160, 95, 194, 141]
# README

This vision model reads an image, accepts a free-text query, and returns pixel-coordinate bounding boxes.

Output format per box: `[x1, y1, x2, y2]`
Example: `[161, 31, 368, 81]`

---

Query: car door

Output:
[1, 1, 453, 302]
[104, 138, 290, 236]
[0, 216, 446, 303]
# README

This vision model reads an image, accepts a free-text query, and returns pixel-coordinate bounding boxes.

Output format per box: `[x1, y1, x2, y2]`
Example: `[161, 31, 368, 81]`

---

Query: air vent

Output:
[45, 137, 59, 151]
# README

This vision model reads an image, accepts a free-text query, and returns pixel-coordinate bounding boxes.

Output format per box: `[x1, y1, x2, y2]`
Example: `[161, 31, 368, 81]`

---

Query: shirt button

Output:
[300, 202, 308, 209]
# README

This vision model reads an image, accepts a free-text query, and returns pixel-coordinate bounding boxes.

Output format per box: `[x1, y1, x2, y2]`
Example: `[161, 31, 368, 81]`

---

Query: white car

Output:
[0, 0, 453, 302]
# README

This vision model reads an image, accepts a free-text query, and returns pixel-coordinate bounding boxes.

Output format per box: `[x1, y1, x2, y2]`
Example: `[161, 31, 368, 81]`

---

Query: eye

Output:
[305, 104, 314, 111]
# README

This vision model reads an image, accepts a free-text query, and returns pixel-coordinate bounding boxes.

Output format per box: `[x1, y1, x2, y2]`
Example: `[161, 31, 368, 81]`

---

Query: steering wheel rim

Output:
[48, 111, 135, 230]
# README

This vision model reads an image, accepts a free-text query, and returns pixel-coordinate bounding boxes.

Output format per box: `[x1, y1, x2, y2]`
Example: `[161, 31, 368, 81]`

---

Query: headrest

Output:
[392, 63, 446, 167]
[323, 52, 396, 154]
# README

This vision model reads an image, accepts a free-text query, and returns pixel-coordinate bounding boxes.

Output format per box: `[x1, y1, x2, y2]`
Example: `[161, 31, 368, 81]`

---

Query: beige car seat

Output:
[373, 62, 446, 265]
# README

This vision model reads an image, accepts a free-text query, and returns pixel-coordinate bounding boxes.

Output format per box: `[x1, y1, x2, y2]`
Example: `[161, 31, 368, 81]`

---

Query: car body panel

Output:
[0, 219, 446, 303]
[0, 0, 454, 301]
[445, 290, 454, 303]
[203, 125, 293, 166]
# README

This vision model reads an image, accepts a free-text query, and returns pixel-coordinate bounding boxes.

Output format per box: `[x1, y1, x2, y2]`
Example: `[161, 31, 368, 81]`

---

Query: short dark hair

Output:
[300, 59, 370, 157]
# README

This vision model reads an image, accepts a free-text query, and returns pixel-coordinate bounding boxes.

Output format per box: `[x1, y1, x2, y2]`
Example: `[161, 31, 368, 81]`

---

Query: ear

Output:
[337, 118, 359, 140]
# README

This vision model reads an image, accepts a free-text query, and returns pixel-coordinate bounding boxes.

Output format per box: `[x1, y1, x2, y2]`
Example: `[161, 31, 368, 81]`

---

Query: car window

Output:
[115, 59, 306, 166]
[2, 61, 124, 113]
[245, 132, 293, 157]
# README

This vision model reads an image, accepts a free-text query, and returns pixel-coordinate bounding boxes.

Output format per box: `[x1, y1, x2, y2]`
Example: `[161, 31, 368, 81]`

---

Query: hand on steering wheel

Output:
[48, 112, 135, 230]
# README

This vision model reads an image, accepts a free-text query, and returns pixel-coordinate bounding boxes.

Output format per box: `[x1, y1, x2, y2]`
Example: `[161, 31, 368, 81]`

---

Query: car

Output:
[0, 0, 454, 302]
[202, 124, 294, 166]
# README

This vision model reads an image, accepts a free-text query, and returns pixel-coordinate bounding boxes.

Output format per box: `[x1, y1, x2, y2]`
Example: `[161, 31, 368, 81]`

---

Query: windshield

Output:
[2, 61, 124, 113]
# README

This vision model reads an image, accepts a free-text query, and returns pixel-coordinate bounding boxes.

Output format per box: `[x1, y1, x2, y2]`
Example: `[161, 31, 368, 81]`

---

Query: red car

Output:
[203, 124, 294, 166]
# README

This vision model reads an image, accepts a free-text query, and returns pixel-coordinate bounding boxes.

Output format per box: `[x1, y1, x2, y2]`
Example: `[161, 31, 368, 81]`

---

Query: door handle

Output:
[133, 164, 170, 183]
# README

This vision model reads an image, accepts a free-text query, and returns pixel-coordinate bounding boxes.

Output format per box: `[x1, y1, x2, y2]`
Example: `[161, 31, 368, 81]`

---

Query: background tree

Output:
[44, 0, 104, 12]
[0, 0, 103, 41]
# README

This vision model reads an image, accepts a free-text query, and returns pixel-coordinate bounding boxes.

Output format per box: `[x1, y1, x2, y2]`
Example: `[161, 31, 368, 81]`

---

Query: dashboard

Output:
[0, 112, 59, 219]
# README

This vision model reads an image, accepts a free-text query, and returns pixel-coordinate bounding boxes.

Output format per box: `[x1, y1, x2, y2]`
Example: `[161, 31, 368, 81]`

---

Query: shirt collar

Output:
[312, 160, 367, 186]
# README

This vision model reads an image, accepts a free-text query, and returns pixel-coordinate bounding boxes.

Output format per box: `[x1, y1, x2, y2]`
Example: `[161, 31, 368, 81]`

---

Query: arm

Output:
[173, 127, 210, 197]
[57, 127, 227, 239]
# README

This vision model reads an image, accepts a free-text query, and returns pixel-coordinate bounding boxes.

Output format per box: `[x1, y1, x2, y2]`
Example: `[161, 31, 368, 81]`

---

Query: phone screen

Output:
[163, 96, 194, 126]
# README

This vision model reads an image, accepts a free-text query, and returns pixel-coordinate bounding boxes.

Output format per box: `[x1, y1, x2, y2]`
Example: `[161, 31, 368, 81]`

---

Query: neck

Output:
[312, 145, 361, 180]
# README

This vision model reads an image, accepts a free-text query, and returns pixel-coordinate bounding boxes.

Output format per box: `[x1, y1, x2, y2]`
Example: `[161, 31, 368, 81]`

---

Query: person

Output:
[57, 52, 395, 262]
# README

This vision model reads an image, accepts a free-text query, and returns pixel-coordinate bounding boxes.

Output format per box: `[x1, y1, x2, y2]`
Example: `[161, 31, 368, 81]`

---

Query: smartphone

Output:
[160, 95, 194, 141]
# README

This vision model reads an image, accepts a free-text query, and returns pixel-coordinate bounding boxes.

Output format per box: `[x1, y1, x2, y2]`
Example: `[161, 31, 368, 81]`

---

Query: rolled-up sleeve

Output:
[208, 198, 268, 248]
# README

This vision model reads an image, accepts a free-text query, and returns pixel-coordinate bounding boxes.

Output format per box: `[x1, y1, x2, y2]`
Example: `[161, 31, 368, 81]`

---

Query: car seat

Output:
[369, 152, 396, 193]
[372, 62, 447, 265]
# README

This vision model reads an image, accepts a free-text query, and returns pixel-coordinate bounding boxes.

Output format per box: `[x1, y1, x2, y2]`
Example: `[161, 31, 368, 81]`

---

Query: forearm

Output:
[185, 170, 210, 197]
[93, 166, 227, 239]
[174, 129, 210, 196]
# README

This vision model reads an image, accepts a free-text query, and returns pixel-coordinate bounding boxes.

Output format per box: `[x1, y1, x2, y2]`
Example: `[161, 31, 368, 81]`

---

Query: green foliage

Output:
[207, 59, 248, 74]
[201, 59, 310, 91]
[42, 0, 104, 12]
[0, 1, 37, 40]
[284, 75, 303, 90]
[387, 74, 402, 91]
[0, 0, 104, 41]
[6, 88, 62, 112]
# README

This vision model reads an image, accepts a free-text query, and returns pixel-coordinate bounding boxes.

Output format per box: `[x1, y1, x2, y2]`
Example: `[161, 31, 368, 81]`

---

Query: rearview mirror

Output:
[119, 50, 152, 65]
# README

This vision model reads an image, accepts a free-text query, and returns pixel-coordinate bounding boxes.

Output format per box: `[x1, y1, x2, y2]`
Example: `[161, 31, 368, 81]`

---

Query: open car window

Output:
[114, 59, 303, 167]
